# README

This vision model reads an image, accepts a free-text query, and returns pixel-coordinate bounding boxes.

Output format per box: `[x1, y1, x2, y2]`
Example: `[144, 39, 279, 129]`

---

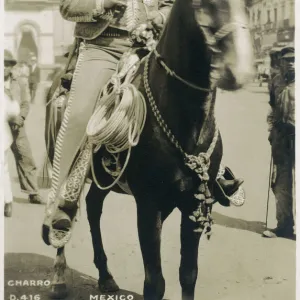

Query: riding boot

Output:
[52, 208, 74, 231]
[217, 178, 244, 196]
[213, 166, 245, 207]
[46, 141, 93, 245]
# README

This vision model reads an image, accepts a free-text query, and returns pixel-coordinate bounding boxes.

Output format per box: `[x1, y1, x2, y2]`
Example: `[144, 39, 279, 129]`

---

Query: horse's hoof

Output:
[98, 278, 120, 293]
[42, 224, 51, 246]
[49, 283, 68, 299]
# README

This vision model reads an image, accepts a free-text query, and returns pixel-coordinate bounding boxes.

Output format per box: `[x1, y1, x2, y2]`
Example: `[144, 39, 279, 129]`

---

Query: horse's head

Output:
[193, 0, 254, 90]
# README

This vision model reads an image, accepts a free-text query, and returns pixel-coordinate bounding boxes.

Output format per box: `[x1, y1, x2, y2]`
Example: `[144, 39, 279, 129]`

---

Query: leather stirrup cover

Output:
[213, 180, 231, 207]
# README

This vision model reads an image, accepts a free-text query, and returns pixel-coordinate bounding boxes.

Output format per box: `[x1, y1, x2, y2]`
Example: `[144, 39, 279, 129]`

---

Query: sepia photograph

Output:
[1, 0, 297, 299]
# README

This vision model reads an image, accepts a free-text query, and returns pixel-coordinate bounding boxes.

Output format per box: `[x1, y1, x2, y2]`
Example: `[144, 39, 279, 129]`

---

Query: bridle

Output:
[152, 48, 212, 92]
[143, 1, 248, 161]
[152, 2, 248, 92]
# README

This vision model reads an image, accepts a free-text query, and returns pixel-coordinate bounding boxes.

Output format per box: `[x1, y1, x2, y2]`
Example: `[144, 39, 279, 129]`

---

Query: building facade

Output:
[248, 0, 295, 59]
[4, 0, 75, 80]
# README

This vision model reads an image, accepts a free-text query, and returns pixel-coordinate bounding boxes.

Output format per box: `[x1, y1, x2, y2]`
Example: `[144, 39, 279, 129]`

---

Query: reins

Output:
[153, 48, 212, 92]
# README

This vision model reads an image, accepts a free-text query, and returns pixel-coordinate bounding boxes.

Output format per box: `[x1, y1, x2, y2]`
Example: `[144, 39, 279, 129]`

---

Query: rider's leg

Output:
[43, 44, 119, 232]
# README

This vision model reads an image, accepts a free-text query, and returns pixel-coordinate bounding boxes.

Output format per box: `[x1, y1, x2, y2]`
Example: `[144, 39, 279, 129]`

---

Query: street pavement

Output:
[4, 82, 296, 300]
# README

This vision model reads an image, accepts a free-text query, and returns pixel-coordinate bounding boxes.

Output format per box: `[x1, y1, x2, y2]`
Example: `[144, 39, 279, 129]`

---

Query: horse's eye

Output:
[192, 0, 203, 9]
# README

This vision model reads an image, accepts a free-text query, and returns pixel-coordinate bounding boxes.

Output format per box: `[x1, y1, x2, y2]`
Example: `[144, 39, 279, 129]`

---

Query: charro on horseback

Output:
[42, 0, 254, 298]
[43, 0, 247, 248]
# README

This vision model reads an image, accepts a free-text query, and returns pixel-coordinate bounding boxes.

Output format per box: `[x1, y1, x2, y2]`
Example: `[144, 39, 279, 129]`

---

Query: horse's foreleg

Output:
[137, 201, 165, 300]
[50, 247, 68, 298]
[86, 182, 119, 292]
[179, 214, 201, 300]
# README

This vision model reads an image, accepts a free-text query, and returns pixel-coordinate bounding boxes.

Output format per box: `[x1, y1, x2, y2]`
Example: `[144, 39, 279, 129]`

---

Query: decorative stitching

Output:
[45, 43, 85, 218]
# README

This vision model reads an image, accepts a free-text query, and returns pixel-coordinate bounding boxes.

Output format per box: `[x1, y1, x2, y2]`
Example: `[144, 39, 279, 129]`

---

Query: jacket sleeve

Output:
[17, 77, 31, 119]
[60, 0, 104, 22]
[268, 84, 275, 108]
[266, 108, 274, 132]
[280, 84, 295, 128]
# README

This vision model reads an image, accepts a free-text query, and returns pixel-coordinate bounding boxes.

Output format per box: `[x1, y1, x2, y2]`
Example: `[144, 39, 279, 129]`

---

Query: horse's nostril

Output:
[224, 67, 237, 85]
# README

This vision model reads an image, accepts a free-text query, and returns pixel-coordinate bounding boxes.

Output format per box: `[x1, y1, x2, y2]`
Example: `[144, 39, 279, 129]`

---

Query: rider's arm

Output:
[60, 0, 105, 22]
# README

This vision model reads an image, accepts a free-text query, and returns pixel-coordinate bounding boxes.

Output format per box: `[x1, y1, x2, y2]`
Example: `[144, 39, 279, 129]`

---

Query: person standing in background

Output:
[263, 46, 295, 239]
[268, 47, 282, 93]
[4, 49, 44, 208]
[28, 54, 40, 103]
[3, 51, 20, 217]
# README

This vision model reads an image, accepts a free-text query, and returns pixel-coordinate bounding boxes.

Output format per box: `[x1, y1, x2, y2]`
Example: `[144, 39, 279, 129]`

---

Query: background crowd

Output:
[4, 50, 43, 218]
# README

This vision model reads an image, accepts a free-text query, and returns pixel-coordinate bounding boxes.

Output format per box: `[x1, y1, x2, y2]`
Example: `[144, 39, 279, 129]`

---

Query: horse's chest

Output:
[125, 69, 222, 200]
[126, 115, 200, 197]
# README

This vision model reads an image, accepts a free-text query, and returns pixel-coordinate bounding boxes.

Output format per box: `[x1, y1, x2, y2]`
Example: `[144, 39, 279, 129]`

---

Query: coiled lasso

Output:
[86, 57, 147, 190]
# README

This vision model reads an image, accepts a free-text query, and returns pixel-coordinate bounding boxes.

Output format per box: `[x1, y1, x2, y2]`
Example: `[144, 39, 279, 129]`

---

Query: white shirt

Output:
[31, 63, 37, 73]
[4, 78, 11, 90]
[4, 78, 20, 150]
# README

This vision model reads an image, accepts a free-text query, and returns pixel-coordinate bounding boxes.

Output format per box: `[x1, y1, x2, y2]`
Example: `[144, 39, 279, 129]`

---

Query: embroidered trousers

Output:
[46, 44, 120, 216]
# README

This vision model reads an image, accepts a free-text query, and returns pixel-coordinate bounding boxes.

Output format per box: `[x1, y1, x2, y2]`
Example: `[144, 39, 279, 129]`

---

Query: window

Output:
[290, 2, 295, 26]
[274, 8, 277, 25]
[282, 4, 285, 20]
[290, 2, 294, 14]
[267, 10, 271, 23]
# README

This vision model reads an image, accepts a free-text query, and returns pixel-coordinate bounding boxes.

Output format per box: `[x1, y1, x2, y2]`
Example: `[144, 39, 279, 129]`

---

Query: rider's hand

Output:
[147, 11, 164, 31]
[103, 0, 126, 10]
[131, 24, 156, 50]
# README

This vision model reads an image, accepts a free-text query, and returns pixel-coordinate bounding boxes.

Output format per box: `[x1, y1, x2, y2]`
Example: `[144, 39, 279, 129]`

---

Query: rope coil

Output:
[86, 59, 147, 190]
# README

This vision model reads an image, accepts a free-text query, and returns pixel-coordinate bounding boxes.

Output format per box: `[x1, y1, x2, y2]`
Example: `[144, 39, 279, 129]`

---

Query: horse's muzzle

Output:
[217, 66, 243, 91]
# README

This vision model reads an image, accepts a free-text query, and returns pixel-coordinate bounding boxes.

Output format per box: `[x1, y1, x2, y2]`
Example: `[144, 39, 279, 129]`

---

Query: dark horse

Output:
[45, 0, 254, 299]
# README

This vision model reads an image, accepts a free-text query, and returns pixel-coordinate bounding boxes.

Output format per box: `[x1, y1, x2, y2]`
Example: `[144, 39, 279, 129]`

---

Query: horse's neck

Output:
[157, 0, 211, 88]
[147, 0, 216, 151]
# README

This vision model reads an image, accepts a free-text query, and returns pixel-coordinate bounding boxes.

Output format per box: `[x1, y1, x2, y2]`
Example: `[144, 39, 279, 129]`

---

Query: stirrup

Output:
[48, 209, 76, 248]
[227, 186, 245, 207]
[49, 226, 72, 248]
[213, 167, 246, 207]
[42, 203, 74, 248]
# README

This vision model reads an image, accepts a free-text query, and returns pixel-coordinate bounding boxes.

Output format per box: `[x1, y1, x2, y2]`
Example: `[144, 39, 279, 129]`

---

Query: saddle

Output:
[86, 50, 146, 193]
